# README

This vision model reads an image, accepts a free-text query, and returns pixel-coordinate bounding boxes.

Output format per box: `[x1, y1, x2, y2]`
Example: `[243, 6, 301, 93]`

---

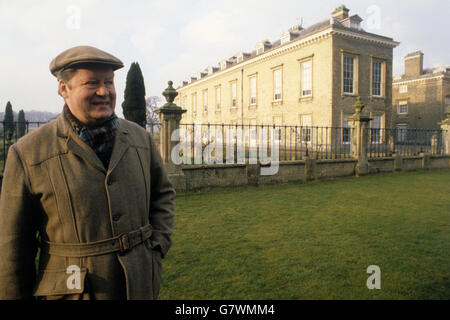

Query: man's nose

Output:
[96, 83, 109, 96]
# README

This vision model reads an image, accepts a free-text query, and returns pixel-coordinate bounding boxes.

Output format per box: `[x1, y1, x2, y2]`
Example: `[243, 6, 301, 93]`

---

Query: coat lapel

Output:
[65, 136, 106, 173]
[107, 120, 130, 173]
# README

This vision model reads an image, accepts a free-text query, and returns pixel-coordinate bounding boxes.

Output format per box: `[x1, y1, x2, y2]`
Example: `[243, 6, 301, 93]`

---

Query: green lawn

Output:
[159, 170, 450, 300]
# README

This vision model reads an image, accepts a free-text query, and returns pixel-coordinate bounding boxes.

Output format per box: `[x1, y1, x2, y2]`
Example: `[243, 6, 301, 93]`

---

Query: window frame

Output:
[341, 51, 359, 96]
[273, 68, 282, 102]
[192, 93, 197, 115]
[202, 89, 208, 113]
[249, 75, 257, 106]
[396, 124, 408, 142]
[342, 114, 352, 144]
[300, 58, 313, 98]
[397, 100, 408, 115]
[399, 84, 408, 94]
[231, 81, 237, 109]
[370, 114, 383, 144]
[300, 114, 312, 144]
[371, 57, 386, 98]
[215, 85, 221, 111]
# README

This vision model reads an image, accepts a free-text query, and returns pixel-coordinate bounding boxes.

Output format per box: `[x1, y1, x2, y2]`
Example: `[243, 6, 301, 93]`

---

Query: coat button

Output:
[112, 214, 121, 221]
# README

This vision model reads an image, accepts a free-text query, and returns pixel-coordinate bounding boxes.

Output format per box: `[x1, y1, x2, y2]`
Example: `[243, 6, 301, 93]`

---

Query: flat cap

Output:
[50, 45, 124, 77]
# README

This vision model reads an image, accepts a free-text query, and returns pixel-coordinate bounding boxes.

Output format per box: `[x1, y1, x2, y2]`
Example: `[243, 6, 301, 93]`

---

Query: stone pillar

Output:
[438, 109, 450, 155]
[157, 81, 187, 164]
[156, 81, 187, 191]
[346, 97, 372, 176]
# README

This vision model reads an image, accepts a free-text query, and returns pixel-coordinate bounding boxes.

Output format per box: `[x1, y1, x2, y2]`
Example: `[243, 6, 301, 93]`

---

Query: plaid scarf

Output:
[64, 104, 118, 169]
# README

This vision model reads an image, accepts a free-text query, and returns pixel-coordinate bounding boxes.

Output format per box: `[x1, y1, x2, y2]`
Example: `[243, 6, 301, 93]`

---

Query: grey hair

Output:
[57, 68, 78, 96]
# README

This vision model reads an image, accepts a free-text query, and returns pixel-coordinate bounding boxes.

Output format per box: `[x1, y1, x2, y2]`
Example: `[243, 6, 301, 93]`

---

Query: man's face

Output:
[59, 67, 116, 126]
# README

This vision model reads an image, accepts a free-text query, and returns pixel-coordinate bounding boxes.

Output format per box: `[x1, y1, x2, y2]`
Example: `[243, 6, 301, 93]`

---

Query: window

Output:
[280, 31, 292, 45]
[215, 86, 221, 110]
[250, 76, 257, 105]
[231, 81, 237, 108]
[220, 60, 228, 70]
[397, 101, 408, 114]
[192, 94, 197, 114]
[300, 60, 312, 97]
[301, 114, 312, 143]
[372, 61, 382, 96]
[397, 124, 408, 142]
[343, 56, 354, 94]
[273, 69, 282, 101]
[399, 84, 408, 93]
[350, 21, 359, 29]
[342, 114, 351, 144]
[203, 90, 208, 112]
[183, 96, 187, 109]
[371, 115, 382, 144]
[273, 116, 282, 139]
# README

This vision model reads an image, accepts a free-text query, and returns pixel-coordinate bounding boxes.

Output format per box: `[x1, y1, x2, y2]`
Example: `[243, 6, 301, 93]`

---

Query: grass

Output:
[159, 169, 450, 300]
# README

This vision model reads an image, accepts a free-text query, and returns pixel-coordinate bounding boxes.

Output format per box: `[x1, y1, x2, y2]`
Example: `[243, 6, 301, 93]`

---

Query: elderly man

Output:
[0, 46, 175, 300]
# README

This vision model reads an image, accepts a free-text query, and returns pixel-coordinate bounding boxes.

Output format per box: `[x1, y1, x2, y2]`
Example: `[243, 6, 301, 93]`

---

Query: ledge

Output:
[316, 158, 357, 164]
[271, 100, 283, 107]
[368, 157, 395, 161]
[298, 96, 313, 102]
[182, 163, 247, 170]
[341, 93, 358, 98]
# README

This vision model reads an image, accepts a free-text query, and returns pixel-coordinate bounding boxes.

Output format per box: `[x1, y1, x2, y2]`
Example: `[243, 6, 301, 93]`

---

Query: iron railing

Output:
[177, 123, 353, 164]
[1, 121, 47, 170]
[366, 127, 445, 158]
[146, 122, 161, 135]
[1, 121, 446, 171]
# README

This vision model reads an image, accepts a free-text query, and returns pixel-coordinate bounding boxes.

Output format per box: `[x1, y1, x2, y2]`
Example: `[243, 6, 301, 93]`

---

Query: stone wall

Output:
[0, 155, 448, 195]
[171, 154, 450, 192]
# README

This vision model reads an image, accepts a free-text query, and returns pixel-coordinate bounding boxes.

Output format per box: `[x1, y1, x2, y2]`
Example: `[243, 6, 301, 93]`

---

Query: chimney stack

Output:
[404, 51, 423, 77]
[331, 5, 349, 20]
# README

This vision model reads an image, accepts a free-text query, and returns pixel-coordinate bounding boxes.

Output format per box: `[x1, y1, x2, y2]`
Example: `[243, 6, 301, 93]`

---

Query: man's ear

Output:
[59, 80, 70, 98]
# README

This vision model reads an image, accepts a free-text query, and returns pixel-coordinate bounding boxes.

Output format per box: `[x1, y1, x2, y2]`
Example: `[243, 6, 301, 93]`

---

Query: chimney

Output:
[331, 5, 349, 20]
[404, 51, 423, 77]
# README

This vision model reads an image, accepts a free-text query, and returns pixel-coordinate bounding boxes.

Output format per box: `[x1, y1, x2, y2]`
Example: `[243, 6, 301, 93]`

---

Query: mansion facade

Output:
[174, 6, 399, 143]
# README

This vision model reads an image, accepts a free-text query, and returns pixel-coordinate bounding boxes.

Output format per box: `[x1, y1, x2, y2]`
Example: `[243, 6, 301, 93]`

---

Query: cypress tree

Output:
[18, 110, 26, 138]
[4, 101, 15, 137]
[122, 62, 147, 128]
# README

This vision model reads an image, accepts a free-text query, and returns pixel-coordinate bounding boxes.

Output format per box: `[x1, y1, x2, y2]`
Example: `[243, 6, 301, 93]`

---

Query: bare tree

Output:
[146, 96, 162, 132]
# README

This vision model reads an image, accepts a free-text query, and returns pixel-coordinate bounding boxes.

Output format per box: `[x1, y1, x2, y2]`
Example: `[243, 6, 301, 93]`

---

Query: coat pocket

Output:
[33, 267, 88, 297]
[151, 249, 162, 299]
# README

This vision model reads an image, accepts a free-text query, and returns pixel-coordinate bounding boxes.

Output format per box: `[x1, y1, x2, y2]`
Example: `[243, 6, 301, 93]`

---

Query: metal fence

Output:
[177, 123, 353, 164]
[366, 127, 445, 158]
[146, 122, 161, 135]
[1, 121, 446, 171]
[1, 121, 47, 170]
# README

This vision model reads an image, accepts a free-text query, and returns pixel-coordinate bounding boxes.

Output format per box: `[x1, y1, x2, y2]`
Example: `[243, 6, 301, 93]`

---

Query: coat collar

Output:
[56, 112, 130, 174]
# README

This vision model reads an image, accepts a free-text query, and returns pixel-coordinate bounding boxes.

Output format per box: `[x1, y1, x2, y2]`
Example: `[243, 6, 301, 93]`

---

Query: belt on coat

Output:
[41, 224, 153, 257]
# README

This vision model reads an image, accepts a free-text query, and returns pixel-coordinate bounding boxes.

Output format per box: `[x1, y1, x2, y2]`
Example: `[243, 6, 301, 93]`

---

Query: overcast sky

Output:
[0, 0, 448, 118]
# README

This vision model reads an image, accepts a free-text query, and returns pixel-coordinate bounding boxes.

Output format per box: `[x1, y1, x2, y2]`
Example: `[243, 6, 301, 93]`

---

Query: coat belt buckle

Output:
[118, 232, 131, 254]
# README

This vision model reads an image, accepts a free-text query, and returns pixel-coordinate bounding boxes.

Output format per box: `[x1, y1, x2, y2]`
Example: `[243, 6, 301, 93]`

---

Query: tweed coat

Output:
[0, 113, 175, 300]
